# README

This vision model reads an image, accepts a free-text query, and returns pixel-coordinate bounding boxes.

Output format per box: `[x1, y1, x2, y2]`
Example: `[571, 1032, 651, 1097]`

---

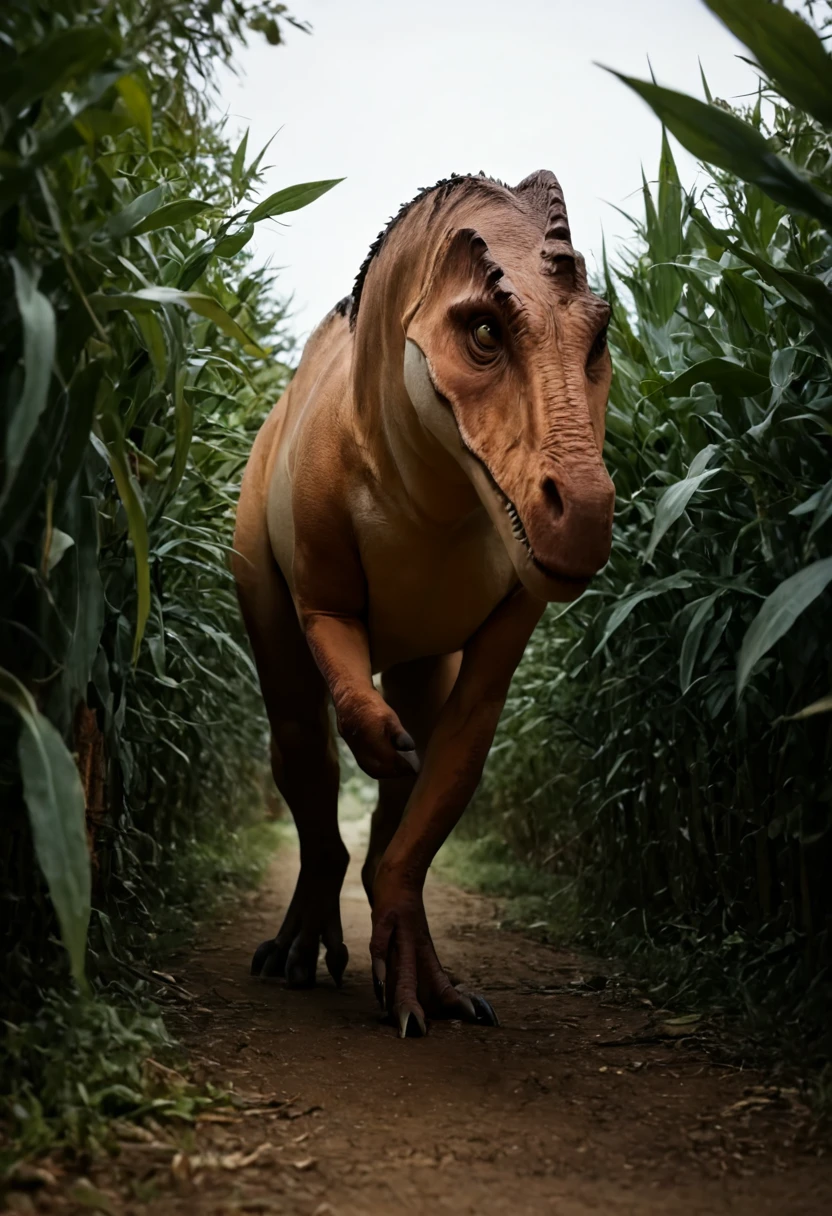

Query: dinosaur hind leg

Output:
[233, 516, 347, 989]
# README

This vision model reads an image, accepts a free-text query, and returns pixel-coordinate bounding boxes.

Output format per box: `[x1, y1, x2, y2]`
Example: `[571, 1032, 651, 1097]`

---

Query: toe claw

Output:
[398, 1007, 427, 1039]
[253, 940, 286, 979]
[325, 942, 349, 987]
[470, 994, 499, 1027]
[286, 939, 317, 989]
[372, 958, 387, 1009]
[260, 949, 286, 979]
[456, 993, 476, 1021]
[251, 939, 273, 976]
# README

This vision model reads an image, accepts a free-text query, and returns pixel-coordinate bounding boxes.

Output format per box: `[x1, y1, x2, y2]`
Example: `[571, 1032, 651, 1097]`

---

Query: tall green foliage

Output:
[0, 0, 338, 995]
[474, 0, 832, 1025]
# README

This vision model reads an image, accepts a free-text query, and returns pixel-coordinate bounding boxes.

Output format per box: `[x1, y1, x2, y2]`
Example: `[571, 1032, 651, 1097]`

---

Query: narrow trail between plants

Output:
[59, 808, 832, 1214]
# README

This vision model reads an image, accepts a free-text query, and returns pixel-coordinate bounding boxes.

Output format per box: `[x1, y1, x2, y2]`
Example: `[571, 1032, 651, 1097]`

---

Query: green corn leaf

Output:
[646, 468, 720, 560]
[73, 109, 133, 142]
[737, 558, 832, 698]
[679, 593, 720, 693]
[46, 528, 75, 573]
[0, 26, 114, 112]
[96, 416, 151, 665]
[604, 68, 832, 229]
[91, 285, 266, 356]
[593, 572, 693, 656]
[704, 0, 832, 128]
[135, 311, 167, 385]
[1, 260, 56, 511]
[660, 356, 770, 398]
[214, 223, 255, 258]
[130, 198, 212, 236]
[790, 480, 831, 518]
[786, 694, 832, 721]
[106, 186, 166, 239]
[247, 178, 344, 224]
[116, 75, 153, 147]
[770, 346, 799, 392]
[231, 128, 249, 187]
[0, 668, 90, 990]
[168, 364, 193, 499]
[692, 207, 832, 348]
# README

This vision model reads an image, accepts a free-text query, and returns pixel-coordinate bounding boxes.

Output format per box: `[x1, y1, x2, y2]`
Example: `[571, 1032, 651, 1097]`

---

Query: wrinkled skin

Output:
[233, 171, 614, 1036]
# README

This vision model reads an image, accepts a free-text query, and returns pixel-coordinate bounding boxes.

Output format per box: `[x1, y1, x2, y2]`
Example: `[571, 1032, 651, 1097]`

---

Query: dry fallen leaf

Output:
[173, 1142, 275, 1175]
[69, 1179, 115, 1214]
[293, 1157, 317, 1172]
[6, 1164, 58, 1189]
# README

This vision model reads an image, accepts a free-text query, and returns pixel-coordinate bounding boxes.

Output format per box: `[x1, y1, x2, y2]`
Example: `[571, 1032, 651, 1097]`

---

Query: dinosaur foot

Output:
[251, 850, 348, 988]
[370, 893, 499, 1038]
[251, 935, 349, 988]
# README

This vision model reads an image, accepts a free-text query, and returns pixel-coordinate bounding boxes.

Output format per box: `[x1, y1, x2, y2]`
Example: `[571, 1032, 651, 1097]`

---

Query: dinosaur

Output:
[233, 170, 615, 1037]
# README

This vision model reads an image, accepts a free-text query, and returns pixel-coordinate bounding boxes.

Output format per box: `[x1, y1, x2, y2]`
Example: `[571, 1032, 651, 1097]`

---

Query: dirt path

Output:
[32, 808, 832, 1214]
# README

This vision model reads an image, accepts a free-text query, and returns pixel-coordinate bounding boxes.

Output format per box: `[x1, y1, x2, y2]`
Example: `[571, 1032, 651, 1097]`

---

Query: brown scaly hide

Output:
[232, 169, 615, 1033]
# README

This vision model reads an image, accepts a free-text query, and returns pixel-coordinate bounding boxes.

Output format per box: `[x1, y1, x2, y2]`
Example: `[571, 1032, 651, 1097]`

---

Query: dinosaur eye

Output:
[471, 317, 501, 353]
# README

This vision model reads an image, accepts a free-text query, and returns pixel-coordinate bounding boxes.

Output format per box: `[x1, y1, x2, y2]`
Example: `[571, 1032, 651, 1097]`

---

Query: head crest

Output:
[514, 169, 575, 276]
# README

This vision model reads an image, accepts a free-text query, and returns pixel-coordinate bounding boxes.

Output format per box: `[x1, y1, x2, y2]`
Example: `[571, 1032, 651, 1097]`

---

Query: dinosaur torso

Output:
[259, 306, 516, 674]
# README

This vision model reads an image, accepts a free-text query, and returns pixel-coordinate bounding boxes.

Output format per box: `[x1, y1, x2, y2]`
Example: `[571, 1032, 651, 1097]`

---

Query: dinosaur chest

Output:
[358, 506, 517, 673]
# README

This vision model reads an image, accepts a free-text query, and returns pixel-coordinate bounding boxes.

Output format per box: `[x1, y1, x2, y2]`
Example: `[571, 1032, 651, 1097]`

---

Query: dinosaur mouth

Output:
[465, 447, 590, 586]
[418, 356, 589, 585]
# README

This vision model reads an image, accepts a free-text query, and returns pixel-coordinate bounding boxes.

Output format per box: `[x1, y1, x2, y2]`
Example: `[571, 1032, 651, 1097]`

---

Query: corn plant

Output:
[0, 0, 339, 1002]
[473, 0, 832, 1027]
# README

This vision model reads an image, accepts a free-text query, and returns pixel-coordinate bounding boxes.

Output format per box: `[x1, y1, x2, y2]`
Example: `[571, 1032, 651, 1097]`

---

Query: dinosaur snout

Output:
[527, 464, 614, 580]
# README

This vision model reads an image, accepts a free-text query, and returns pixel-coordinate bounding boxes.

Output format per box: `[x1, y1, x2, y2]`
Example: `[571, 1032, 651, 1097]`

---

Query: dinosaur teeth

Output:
[501, 498, 532, 554]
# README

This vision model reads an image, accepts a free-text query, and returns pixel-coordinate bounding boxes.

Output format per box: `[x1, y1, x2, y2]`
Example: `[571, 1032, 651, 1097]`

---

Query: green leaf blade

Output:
[247, 178, 344, 224]
[737, 558, 832, 698]
[0, 670, 91, 989]
[704, 0, 832, 127]
[604, 68, 832, 228]
[2, 260, 57, 510]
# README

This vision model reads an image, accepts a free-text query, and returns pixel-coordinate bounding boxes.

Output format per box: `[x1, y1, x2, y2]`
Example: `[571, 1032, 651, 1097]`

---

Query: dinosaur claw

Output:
[285, 939, 317, 989]
[392, 732, 420, 773]
[372, 957, 386, 1007]
[470, 994, 500, 1027]
[456, 993, 477, 1021]
[398, 1007, 427, 1039]
[325, 942, 349, 987]
[253, 939, 287, 978]
[250, 939, 273, 976]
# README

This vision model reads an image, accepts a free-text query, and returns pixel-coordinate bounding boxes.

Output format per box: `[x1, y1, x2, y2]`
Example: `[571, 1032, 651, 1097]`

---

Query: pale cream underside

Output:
[264, 342, 518, 674]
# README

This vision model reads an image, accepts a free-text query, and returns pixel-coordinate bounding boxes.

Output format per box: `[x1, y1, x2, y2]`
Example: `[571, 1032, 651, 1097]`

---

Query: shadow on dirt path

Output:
[49, 802, 832, 1214]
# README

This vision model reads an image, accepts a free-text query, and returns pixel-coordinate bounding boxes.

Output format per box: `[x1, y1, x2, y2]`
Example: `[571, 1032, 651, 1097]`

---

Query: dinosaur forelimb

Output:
[304, 612, 420, 778]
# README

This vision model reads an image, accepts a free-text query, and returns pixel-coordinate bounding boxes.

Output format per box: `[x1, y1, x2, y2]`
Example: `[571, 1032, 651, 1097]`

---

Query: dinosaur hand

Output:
[335, 692, 421, 779]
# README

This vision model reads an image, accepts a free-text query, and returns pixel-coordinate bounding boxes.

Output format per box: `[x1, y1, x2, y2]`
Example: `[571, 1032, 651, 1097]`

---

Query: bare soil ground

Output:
[14, 809, 832, 1215]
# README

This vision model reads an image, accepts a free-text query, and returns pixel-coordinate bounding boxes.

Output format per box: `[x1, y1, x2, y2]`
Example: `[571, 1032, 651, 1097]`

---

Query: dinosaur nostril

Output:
[542, 476, 564, 522]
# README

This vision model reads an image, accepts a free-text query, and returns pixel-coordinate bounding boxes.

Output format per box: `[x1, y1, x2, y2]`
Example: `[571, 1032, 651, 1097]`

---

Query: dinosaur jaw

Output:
[402, 339, 592, 603]
[460, 454, 592, 603]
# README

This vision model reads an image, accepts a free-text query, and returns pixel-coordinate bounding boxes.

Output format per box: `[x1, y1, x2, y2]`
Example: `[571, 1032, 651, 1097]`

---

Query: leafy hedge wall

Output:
[471, 0, 832, 1033]
[0, 0, 338, 1014]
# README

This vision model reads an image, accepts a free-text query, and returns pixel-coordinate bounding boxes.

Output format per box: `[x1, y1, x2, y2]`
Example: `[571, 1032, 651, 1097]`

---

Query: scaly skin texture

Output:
[234, 171, 615, 1035]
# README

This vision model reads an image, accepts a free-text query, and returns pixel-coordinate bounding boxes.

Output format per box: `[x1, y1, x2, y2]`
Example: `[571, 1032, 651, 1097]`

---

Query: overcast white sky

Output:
[218, 0, 760, 341]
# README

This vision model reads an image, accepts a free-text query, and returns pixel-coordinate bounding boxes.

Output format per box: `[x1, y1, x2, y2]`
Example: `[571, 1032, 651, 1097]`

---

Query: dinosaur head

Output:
[401, 171, 614, 603]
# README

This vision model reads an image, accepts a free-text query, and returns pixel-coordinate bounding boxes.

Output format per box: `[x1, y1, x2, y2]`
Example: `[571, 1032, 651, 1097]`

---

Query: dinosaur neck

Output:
[349, 208, 481, 526]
